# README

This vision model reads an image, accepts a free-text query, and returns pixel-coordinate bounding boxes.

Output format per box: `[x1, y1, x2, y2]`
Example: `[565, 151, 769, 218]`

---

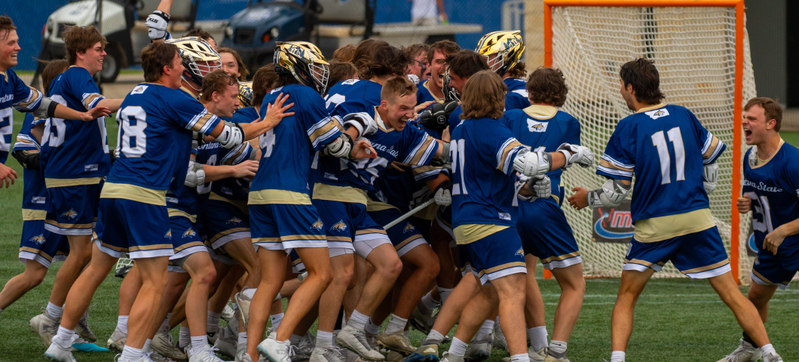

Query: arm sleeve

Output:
[8, 71, 43, 112]
[220, 142, 254, 165]
[77, 73, 106, 111]
[400, 126, 439, 167]
[695, 111, 726, 164]
[596, 120, 634, 181]
[172, 94, 221, 135]
[486, 122, 525, 175]
[303, 90, 342, 151]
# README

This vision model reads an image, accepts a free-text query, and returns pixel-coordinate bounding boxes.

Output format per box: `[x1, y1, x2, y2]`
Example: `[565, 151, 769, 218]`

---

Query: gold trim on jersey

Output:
[0, 71, 6, 82]
[412, 164, 443, 176]
[540, 251, 581, 264]
[168, 208, 197, 224]
[454, 224, 510, 245]
[681, 259, 729, 274]
[174, 241, 205, 253]
[598, 159, 633, 172]
[22, 209, 47, 221]
[355, 228, 387, 236]
[210, 228, 250, 243]
[423, 81, 444, 102]
[366, 199, 398, 212]
[309, 121, 338, 145]
[312, 183, 368, 205]
[523, 105, 557, 120]
[192, 113, 215, 133]
[635, 103, 667, 113]
[374, 107, 394, 132]
[16, 87, 42, 109]
[209, 192, 249, 214]
[100, 182, 167, 206]
[249, 189, 312, 205]
[497, 140, 523, 172]
[180, 86, 198, 98]
[19, 247, 53, 261]
[633, 208, 715, 243]
[408, 136, 436, 166]
[702, 136, 721, 160]
[45, 177, 103, 188]
[82, 93, 103, 110]
[751, 139, 785, 169]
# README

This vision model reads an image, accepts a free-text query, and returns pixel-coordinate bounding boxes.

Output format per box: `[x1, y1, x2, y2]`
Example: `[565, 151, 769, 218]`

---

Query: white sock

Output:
[475, 319, 494, 340]
[270, 313, 284, 331]
[404, 329, 410, 339]
[447, 337, 468, 357]
[53, 326, 76, 349]
[437, 287, 452, 306]
[348, 310, 369, 330]
[208, 311, 222, 333]
[191, 335, 208, 353]
[290, 334, 303, 346]
[610, 351, 625, 362]
[420, 291, 439, 313]
[238, 332, 248, 346]
[384, 314, 408, 335]
[317, 330, 334, 349]
[242, 287, 256, 299]
[274, 293, 282, 302]
[160, 313, 171, 332]
[510, 354, 528, 362]
[365, 318, 381, 335]
[549, 340, 567, 354]
[117, 315, 129, 334]
[179, 326, 191, 349]
[424, 330, 445, 344]
[760, 344, 775, 356]
[528, 326, 548, 353]
[143, 339, 152, 353]
[121, 345, 144, 360]
[46, 302, 63, 319]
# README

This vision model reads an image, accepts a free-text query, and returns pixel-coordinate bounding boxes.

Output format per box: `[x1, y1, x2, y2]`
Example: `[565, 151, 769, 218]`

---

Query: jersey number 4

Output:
[651, 127, 685, 185]
[450, 139, 467, 195]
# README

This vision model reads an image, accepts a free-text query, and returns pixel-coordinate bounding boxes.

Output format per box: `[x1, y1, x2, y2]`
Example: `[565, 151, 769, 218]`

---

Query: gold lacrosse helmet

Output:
[238, 81, 254, 107]
[273, 41, 330, 94]
[475, 30, 525, 77]
[167, 36, 222, 87]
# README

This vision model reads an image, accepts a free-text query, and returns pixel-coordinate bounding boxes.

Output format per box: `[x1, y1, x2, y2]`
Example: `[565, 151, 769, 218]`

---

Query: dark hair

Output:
[506, 61, 527, 79]
[353, 40, 407, 80]
[461, 71, 506, 120]
[427, 40, 460, 64]
[332, 44, 357, 62]
[381, 76, 417, 102]
[620, 58, 664, 104]
[272, 72, 300, 89]
[200, 70, 238, 102]
[446, 50, 488, 79]
[403, 43, 430, 61]
[0, 15, 15, 40]
[328, 61, 358, 89]
[62, 25, 107, 65]
[217, 47, 249, 80]
[41, 59, 69, 95]
[185, 28, 215, 43]
[745, 97, 783, 132]
[252, 64, 278, 107]
[526, 67, 568, 107]
[141, 42, 179, 82]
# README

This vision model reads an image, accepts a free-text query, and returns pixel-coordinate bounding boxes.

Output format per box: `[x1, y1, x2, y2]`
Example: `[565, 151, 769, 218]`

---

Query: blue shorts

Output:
[250, 203, 327, 251]
[201, 199, 251, 251]
[624, 226, 730, 279]
[751, 243, 799, 290]
[456, 244, 474, 276]
[169, 215, 207, 261]
[464, 227, 527, 285]
[408, 216, 432, 245]
[19, 218, 69, 268]
[312, 199, 388, 255]
[517, 198, 582, 270]
[45, 183, 102, 236]
[368, 208, 426, 257]
[94, 198, 174, 260]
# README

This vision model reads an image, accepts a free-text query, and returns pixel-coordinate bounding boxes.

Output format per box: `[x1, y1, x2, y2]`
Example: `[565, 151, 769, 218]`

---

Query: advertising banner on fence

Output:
[592, 199, 635, 243]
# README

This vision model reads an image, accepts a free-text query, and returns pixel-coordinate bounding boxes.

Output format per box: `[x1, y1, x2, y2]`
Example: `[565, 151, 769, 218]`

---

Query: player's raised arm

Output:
[147, 0, 174, 42]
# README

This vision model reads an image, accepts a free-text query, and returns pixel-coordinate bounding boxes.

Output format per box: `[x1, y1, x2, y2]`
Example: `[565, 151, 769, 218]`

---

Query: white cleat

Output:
[409, 306, 435, 335]
[544, 351, 570, 362]
[235, 292, 253, 330]
[44, 341, 76, 362]
[107, 326, 128, 353]
[528, 347, 546, 362]
[258, 332, 292, 362]
[222, 303, 236, 322]
[214, 325, 238, 358]
[377, 331, 416, 355]
[153, 329, 188, 361]
[463, 333, 491, 362]
[310, 346, 345, 362]
[762, 351, 783, 362]
[336, 325, 385, 361]
[188, 344, 225, 362]
[365, 333, 380, 354]
[293, 332, 316, 362]
[440, 352, 463, 362]
[30, 310, 60, 348]
[75, 311, 97, 342]
[717, 338, 762, 362]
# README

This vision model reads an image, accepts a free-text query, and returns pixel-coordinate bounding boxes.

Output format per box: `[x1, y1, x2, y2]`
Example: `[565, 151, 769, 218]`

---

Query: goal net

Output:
[545, 1, 756, 283]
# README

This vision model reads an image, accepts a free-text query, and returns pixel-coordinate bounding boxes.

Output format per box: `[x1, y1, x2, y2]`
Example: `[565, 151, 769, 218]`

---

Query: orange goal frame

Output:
[542, 0, 746, 282]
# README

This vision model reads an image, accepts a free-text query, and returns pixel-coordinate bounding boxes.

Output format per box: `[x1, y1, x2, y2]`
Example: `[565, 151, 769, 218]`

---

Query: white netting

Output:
[550, 6, 756, 282]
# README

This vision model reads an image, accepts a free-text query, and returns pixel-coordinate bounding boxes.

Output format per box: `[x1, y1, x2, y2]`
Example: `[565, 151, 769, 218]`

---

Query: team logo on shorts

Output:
[165, 230, 172, 239]
[330, 221, 348, 232]
[311, 220, 324, 231]
[515, 247, 524, 257]
[182, 228, 197, 238]
[403, 223, 416, 233]
[61, 208, 78, 220]
[226, 217, 243, 224]
[29, 234, 46, 245]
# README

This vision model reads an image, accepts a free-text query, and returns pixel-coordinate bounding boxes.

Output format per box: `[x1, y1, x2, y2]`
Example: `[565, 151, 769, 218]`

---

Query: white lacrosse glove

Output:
[185, 160, 205, 187]
[343, 112, 379, 138]
[517, 175, 551, 201]
[513, 148, 551, 178]
[433, 181, 452, 206]
[703, 163, 718, 194]
[557, 143, 594, 169]
[146, 10, 170, 40]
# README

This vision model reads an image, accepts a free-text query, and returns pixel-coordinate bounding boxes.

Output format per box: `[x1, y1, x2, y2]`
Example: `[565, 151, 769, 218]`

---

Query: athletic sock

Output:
[510, 353, 528, 362]
[742, 331, 758, 348]
[447, 337, 468, 357]
[317, 330, 334, 349]
[191, 335, 208, 354]
[53, 326, 76, 350]
[270, 313, 284, 331]
[420, 292, 439, 313]
[475, 319, 494, 340]
[760, 344, 775, 356]
[548, 340, 567, 355]
[207, 311, 222, 333]
[117, 315, 129, 334]
[423, 330, 445, 345]
[404, 329, 410, 339]
[528, 326, 548, 353]
[143, 339, 152, 353]
[348, 310, 370, 330]
[384, 314, 408, 335]
[46, 302, 63, 319]
[160, 313, 171, 332]
[179, 326, 191, 349]
[238, 332, 247, 347]
[437, 287, 452, 306]
[121, 345, 144, 361]
[365, 318, 381, 335]
[242, 287, 256, 299]
[610, 351, 625, 362]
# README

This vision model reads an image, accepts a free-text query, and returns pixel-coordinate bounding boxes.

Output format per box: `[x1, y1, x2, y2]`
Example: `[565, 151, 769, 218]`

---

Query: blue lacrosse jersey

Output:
[107, 83, 220, 195]
[208, 112, 257, 201]
[450, 117, 525, 230]
[325, 79, 383, 114]
[194, 141, 222, 203]
[504, 78, 530, 111]
[316, 106, 438, 192]
[503, 105, 581, 198]
[40, 66, 110, 181]
[597, 104, 725, 222]
[230, 106, 260, 124]
[251, 84, 342, 195]
[15, 114, 48, 211]
[417, 79, 443, 105]
[1, 69, 43, 163]
[742, 142, 799, 254]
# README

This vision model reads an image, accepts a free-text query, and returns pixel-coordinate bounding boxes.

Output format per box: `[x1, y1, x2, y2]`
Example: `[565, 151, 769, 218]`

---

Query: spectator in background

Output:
[411, 0, 448, 26]
[404, 43, 430, 84]
[328, 61, 359, 91]
[332, 44, 357, 63]
[185, 28, 217, 49]
[218, 47, 250, 81]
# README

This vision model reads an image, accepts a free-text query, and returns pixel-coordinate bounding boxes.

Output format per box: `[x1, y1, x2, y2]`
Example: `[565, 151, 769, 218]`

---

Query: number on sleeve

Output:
[450, 139, 467, 195]
[42, 95, 68, 147]
[651, 127, 685, 185]
[744, 191, 774, 233]
[118, 106, 148, 157]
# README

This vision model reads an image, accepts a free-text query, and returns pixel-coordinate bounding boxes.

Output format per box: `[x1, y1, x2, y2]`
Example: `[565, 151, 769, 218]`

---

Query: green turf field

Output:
[1, 111, 798, 361]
